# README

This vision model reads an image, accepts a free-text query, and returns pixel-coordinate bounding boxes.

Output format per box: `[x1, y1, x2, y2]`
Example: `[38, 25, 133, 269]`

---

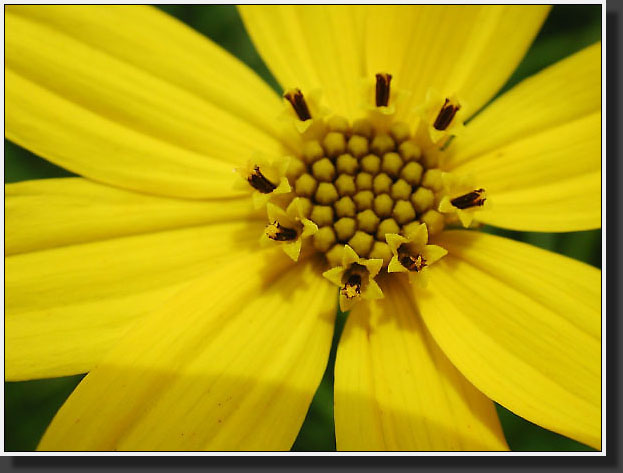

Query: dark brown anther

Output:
[284, 88, 312, 121]
[399, 251, 427, 272]
[433, 98, 461, 131]
[450, 188, 486, 210]
[342, 273, 362, 299]
[248, 165, 277, 194]
[375, 73, 392, 107]
[266, 221, 298, 241]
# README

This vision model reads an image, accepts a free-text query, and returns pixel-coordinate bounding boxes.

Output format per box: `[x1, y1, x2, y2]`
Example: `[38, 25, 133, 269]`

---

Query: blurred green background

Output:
[4, 5, 601, 452]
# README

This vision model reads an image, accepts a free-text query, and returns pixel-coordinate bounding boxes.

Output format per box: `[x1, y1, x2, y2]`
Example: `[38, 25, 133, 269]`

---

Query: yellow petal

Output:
[364, 5, 550, 121]
[362, 258, 384, 279]
[239, 6, 364, 118]
[457, 208, 475, 228]
[406, 222, 429, 247]
[342, 245, 360, 266]
[452, 112, 600, 232]
[362, 279, 384, 301]
[6, 6, 287, 198]
[38, 254, 336, 451]
[6, 219, 265, 381]
[282, 239, 302, 262]
[301, 219, 319, 238]
[450, 43, 601, 166]
[421, 245, 448, 265]
[387, 255, 407, 273]
[334, 277, 508, 450]
[323, 266, 345, 287]
[416, 230, 600, 449]
[6, 178, 262, 255]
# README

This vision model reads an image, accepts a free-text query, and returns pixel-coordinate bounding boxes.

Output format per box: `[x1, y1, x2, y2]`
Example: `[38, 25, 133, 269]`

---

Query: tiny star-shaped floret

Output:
[322, 245, 384, 312]
[386, 222, 448, 287]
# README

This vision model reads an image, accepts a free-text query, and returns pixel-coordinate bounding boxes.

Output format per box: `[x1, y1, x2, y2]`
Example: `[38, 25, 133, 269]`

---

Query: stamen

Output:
[399, 250, 427, 272]
[433, 98, 460, 131]
[342, 273, 362, 299]
[248, 165, 277, 194]
[284, 88, 312, 121]
[450, 188, 486, 209]
[266, 221, 298, 241]
[375, 73, 392, 107]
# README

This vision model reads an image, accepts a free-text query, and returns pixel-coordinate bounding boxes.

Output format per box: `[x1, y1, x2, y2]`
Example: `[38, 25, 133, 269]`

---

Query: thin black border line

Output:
[2, 2, 614, 462]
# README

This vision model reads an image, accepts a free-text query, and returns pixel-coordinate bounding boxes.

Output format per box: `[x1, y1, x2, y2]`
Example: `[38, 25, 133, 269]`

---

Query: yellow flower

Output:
[5, 5, 600, 451]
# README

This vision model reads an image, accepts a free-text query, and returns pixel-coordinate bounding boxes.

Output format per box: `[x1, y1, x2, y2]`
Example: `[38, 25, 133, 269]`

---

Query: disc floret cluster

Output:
[239, 75, 487, 310]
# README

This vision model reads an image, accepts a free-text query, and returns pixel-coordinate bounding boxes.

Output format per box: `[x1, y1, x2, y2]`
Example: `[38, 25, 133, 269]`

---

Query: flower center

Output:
[285, 115, 448, 269]
[239, 73, 487, 308]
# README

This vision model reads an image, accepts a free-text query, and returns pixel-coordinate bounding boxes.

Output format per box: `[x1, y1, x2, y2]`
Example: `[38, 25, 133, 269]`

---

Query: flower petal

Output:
[6, 6, 287, 198]
[449, 43, 601, 166]
[6, 178, 262, 255]
[416, 230, 601, 449]
[38, 254, 336, 451]
[334, 277, 508, 451]
[452, 112, 600, 232]
[238, 6, 364, 117]
[364, 5, 550, 120]
[6, 218, 265, 381]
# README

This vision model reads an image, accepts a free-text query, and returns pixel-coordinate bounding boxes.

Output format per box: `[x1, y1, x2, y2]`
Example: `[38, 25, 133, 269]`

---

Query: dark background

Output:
[4, 5, 602, 452]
